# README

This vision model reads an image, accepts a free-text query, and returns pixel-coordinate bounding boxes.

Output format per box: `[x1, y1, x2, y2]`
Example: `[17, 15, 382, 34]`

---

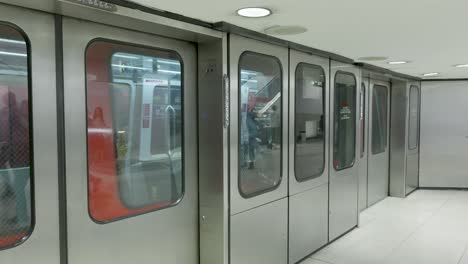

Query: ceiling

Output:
[131, 0, 468, 79]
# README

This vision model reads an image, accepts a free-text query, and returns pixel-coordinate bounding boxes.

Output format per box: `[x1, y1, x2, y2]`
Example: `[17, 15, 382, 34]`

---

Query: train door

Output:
[367, 80, 390, 206]
[229, 34, 288, 264]
[0, 4, 59, 264]
[406, 83, 420, 194]
[329, 61, 359, 241]
[289, 50, 329, 263]
[358, 77, 370, 211]
[62, 18, 198, 264]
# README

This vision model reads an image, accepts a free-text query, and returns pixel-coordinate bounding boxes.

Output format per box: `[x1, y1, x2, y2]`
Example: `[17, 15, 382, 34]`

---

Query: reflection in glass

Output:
[408, 86, 420, 150]
[86, 42, 183, 222]
[294, 64, 325, 181]
[238, 52, 282, 197]
[371, 85, 388, 154]
[333, 72, 356, 170]
[0, 25, 32, 248]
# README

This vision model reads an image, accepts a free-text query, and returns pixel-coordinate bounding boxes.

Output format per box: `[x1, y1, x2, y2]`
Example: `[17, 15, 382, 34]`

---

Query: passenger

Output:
[270, 105, 281, 148]
[0, 175, 17, 230]
[246, 108, 260, 170]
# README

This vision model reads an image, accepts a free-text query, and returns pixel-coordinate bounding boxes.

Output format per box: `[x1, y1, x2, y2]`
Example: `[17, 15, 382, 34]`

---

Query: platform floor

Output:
[302, 189, 468, 264]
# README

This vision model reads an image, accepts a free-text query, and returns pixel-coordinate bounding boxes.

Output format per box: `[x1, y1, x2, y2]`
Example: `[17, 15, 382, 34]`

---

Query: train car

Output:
[0, 1, 467, 264]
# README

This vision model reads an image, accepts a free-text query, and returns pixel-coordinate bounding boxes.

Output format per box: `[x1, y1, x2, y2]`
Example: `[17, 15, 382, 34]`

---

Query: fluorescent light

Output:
[158, 69, 181, 74]
[114, 54, 139, 59]
[237, 7, 271, 18]
[454, 64, 468, 68]
[112, 64, 151, 71]
[0, 51, 27, 57]
[422, 72, 439, 77]
[388, 61, 409, 65]
[241, 71, 257, 76]
[157, 59, 180, 65]
[0, 38, 26, 45]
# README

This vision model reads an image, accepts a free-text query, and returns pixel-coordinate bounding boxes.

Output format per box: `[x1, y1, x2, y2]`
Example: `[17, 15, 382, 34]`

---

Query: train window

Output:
[0, 24, 33, 248]
[360, 83, 366, 158]
[86, 40, 184, 223]
[371, 85, 388, 154]
[294, 63, 325, 181]
[333, 72, 356, 170]
[408, 85, 420, 150]
[238, 52, 282, 198]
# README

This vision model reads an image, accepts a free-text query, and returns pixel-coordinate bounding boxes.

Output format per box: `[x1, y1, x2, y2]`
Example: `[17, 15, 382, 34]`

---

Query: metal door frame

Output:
[358, 77, 370, 211]
[228, 34, 288, 214]
[405, 81, 420, 194]
[62, 17, 198, 264]
[0, 3, 60, 264]
[328, 61, 360, 241]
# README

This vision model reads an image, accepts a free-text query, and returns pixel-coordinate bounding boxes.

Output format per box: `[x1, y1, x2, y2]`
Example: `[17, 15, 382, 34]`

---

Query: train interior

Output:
[0, 1, 467, 264]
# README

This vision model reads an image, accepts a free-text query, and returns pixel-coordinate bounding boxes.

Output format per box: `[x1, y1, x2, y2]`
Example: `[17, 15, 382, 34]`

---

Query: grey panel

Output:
[230, 198, 287, 264]
[229, 34, 288, 215]
[289, 184, 328, 264]
[63, 18, 198, 264]
[358, 77, 370, 211]
[198, 37, 229, 264]
[406, 83, 420, 194]
[367, 81, 390, 206]
[328, 61, 359, 241]
[420, 81, 468, 187]
[406, 153, 419, 194]
[389, 80, 408, 198]
[0, 4, 60, 264]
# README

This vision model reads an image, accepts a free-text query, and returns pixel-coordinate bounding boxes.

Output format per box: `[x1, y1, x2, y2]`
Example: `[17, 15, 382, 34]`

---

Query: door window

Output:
[0, 24, 33, 248]
[238, 52, 282, 197]
[86, 40, 184, 223]
[408, 86, 420, 150]
[371, 85, 388, 154]
[333, 72, 356, 170]
[360, 83, 366, 158]
[294, 63, 325, 181]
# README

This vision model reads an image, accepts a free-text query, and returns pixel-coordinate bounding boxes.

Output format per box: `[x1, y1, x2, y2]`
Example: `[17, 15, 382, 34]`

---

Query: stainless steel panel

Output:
[229, 34, 288, 214]
[63, 18, 198, 264]
[289, 184, 328, 264]
[230, 198, 288, 264]
[0, 4, 60, 264]
[406, 82, 420, 194]
[420, 81, 468, 187]
[367, 80, 390, 206]
[198, 36, 229, 264]
[328, 61, 359, 241]
[389, 80, 408, 198]
[289, 50, 329, 195]
[358, 77, 370, 211]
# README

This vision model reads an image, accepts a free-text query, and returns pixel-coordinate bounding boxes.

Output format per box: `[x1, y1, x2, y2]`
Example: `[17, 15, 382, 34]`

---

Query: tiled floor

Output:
[301, 190, 468, 264]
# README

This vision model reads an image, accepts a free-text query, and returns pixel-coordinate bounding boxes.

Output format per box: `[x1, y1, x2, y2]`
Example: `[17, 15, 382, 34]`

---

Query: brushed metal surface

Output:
[0, 4, 60, 264]
[328, 61, 359, 241]
[198, 37, 229, 264]
[367, 80, 390, 206]
[358, 77, 370, 211]
[406, 83, 420, 194]
[289, 184, 328, 264]
[229, 34, 288, 215]
[63, 17, 198, 264]
[420, 81, 468, 187]
[230, 198, 288, 264]
[389, 80, 408, 198]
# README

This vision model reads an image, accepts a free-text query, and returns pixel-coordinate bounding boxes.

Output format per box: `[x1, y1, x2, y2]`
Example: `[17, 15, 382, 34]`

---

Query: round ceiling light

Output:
[264, 25, 308, 36]
[358, 56, 388, 62]
[237, 7, 272, 18]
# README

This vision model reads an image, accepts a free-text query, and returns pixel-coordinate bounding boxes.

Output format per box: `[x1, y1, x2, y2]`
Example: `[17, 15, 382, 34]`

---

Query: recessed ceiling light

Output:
[358, 56, 388, 62]
[264, 25, 308, 35]
[388, 61, 409, 65]
[422, 72, 439, 77]
[237, 7, 272, 18]
[454, 64, 468, 68]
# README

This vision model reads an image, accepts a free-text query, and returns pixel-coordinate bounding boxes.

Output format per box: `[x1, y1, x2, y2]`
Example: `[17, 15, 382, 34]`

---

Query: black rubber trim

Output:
[54, 14, 68, 264]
